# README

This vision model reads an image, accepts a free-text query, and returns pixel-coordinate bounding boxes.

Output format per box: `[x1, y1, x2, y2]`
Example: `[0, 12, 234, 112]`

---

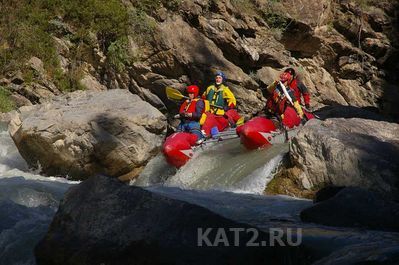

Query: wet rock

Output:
[315, 105, 386, 121]
[313, 242, 399, 265]
[35, 175, 306, 265]
[312, 186, 345, 203]
[9, 89, 167, 179]
[301, 187, 399, 232]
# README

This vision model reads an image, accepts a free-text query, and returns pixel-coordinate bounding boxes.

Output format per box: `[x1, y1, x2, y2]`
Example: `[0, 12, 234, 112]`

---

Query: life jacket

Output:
[271, 85, 290, 115]
[179, 98, 209, 125]
[205, 83, 238, 116]
[206, 85, 226, 115]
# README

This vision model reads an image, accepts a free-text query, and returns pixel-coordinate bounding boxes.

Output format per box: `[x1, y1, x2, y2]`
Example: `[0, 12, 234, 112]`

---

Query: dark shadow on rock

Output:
[340, 131, 399, 199]
[87, 112, 164, 179]
[313, 186, 345, 203]
[301, 187, 399, 232]
[379, 1, 399, 121]
[35, 175, 315, 265]
[312, 242, 399, 265]
[314, 105, 391, 121]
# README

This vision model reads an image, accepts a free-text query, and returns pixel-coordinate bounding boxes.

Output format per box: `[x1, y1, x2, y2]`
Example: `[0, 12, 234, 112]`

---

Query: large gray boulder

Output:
[8, 89, 167, 180]
[290, 118, 399, 199]
[35, 175, 306, 265]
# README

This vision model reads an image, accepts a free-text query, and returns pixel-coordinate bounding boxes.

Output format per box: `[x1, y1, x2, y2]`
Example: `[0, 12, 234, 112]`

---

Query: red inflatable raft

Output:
[162, 129, 238, 168]
[237, 108, 315, 150]
[162, 132, 198, 168]
[236, 117, 278, 150]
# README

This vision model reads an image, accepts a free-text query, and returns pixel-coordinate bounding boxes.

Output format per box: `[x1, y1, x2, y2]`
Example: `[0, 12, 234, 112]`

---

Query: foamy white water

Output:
[134, 138, 288, 194]
[0, 122, 78, 265]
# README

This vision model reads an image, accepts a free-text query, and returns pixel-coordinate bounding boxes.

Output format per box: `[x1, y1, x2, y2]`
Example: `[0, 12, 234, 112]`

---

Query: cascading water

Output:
[0, 122, 78, 265]
[133, 138, 288, 194]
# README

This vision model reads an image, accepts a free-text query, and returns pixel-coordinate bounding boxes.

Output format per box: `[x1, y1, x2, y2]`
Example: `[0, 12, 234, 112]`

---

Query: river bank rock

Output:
[35, 175, 308, 265]
[312, 241, 399, 265]
[8, 89, 167, 180]
[301, 187, 399, 231]
[290, 117, 399, 199]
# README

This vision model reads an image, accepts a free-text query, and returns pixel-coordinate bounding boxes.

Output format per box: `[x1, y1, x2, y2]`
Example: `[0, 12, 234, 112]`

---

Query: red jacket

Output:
[288, 79, 310, 106]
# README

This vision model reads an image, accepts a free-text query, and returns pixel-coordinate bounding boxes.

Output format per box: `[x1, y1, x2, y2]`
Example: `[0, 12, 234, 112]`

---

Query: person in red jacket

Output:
[177, 85, 205, 140]
[283, 68, 311, 109]
[265, 72, 306, 128]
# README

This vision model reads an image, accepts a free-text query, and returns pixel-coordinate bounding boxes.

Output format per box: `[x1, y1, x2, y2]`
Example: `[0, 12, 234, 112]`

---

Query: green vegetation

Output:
[0, 1, 59, 74]
[227, 0, 290, 35]
[0, 0, 151, 92]
[56, 0, 131, 48]
[107, 37, 131, 72]
[129, 9, 157, 43]
[0, 87, 15, 113]
[352, 0, 373, 9]
[260, 0, 290, 30]
[230, 0, 257, 16]
[130, 0, 182, 13]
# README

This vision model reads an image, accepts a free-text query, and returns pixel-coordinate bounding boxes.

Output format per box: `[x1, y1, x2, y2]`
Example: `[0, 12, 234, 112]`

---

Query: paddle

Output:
[275, 82, 320, 120]
[166, 86, 188, 101]
[165, 87, 224, 109]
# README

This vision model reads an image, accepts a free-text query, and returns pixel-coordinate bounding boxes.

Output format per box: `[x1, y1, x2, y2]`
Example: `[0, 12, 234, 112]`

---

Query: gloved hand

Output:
[180, 112, 192, 118]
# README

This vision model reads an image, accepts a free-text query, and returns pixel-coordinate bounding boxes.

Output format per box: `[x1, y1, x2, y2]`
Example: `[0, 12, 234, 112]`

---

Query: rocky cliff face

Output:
[0, 0, 398, 120]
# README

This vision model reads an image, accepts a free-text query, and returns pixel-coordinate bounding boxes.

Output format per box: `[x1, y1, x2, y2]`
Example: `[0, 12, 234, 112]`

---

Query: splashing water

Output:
[0, 122, 77, 265]
[134, 138, 288, 194]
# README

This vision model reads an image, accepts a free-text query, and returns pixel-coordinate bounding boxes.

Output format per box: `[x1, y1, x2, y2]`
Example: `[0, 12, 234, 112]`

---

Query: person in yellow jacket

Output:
[201, 71, 243, 136]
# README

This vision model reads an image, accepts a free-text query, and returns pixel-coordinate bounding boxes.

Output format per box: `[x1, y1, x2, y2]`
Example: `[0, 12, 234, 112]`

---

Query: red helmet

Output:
[186, 85, 199, 98]
[280, 72, 292, 83]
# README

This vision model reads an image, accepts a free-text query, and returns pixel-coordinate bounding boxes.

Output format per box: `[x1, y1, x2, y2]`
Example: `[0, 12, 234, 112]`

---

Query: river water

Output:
[0, 123, 77, 265]
[1, 123, 398, 264]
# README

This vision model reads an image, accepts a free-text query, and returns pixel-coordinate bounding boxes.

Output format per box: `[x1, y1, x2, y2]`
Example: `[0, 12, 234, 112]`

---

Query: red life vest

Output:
[271, 88, 289, 115]
[179, 98, 203, 120]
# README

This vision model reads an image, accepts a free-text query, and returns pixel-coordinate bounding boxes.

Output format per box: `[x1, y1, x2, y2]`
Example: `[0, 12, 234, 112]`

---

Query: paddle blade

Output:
[166, 87, 186, 101]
